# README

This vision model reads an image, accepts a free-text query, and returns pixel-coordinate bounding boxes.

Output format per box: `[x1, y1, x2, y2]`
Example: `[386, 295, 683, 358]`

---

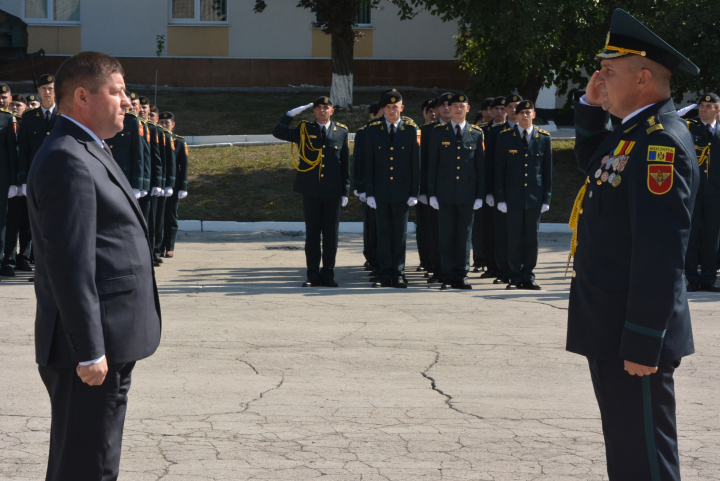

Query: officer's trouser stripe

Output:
[642, 376, 662, 481]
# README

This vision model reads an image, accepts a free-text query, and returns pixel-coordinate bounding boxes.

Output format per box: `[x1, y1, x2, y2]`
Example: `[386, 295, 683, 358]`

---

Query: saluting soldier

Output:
[427, 92, 485, 289]
[495, 100, 551, 290]
[415, 97, 437, 274]
[158, 113, 189, 258]
[567, 9, 699, 480]
[684, 93, 720, 292]
[365, 91, 420, 288]
[0, 107, 19, 281]
[26, 94, 40, 110]
[272, 96, 350, 287]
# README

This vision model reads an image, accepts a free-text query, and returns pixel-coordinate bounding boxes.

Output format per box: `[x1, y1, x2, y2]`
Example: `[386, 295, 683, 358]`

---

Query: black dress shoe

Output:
[492, 277, 506, 285]
[364, 265, 373, 271]
[372, 280, 391, 288]
[364, 261, 370, 268]
[440, 283, 453, 290]
[472, 266, 484, 273]
[519, 280, 542, 290]
[506, 282, 519, 290]
[700, 283, 720, 292]
[686, 282, 700, 292]
[322, 279, 339, 287]
[392, 279, 408, 288]
[454, 280, 473, 290]
[1, 265, 15, 277]
[16, 261, 32, 272]
[369, 276, 377, 283]
[427, 276, 441, 284]
[424, 271, 432, 278]
[28, 277, 34, 282]
[154, 256, 164, 264]
[302, 280, 321, 287]
[416, 265, 427, 272]
[479, 270, 497, 279]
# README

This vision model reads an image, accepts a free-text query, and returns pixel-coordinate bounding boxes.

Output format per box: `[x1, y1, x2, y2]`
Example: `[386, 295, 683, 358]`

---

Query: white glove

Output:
[133, 189, 142, 199]
[7, 185, 17, 198]
[366, 196, 377, 209]
[359, 192, 367, 203]
[354, 190, 360, 197]
[541, 203, 550, 213]
[485, 194, 494, 207]
[473, 199, 483, 210]
[407, 197, 418, 207]
[21, 184, 27, 196]
[498, 202, 507, 213]
[676, 104, 696, 117]
[152, 187, 164, 197]
[287, 102, 315, 117]
[141, 190, 148, 197]
[429, 196, 439, 210]
[164, 187, 173, 197]
[418, 194, 428, 205]
[342, 196, 348, 207]
[178, 190, 188, 199]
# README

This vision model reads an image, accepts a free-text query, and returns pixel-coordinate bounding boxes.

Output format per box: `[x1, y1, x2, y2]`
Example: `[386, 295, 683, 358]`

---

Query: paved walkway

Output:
[1, 231, 718, 480]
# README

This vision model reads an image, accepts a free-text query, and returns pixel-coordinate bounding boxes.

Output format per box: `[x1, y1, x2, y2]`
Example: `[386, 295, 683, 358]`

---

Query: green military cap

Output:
[160, 111, 174, 120]
[448, 92, 469, 105]
[149, 105, 158, 113]
[596, 9, 699, 75]
[421, 98, 436, 111]
[0, 83, 9, 93]
[312, 96, 332, 108]
[436, 92, 453, 106]
[368, 102, 381, 115]
[27, 94, 38, 102]
[38, 74, 54, 87]
[381, 91, 402, 108]
[490, 97, 506, 108]
[506, 94, 523, 103]
[479, 97, 494, 110]
[138, 96, 149, 105]
[380, 88, 399, 101]
[699, 93, 720, 104]
[11, 94, 26, 104]
[515, 100, 535, 114]
[129, 92, 137, 100]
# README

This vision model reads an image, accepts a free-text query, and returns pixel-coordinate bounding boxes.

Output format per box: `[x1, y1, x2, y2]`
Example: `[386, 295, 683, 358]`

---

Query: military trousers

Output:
[162, 191, 181, 252]
[138, 193, 152, 225]
[362, 202, 378, 270]
[685, 196, 720, 286]
[481, 204, 498, 274]
[303, 195, 341, 282]
[506, 207, 541, 283]
[415, 202, 431, 269]
[0, 187, 7, 266]
[438, 203, 474, 284]
[494, 207, 510, 279]
[588, 358, 681, 481]
[426, 202, 442, 274]
[2, 195, 32, 268]
[147, 196, 158, 253]
[375, 201, 409, 281]
[471, 208, 485, 268]
[154, 196, 166, 256]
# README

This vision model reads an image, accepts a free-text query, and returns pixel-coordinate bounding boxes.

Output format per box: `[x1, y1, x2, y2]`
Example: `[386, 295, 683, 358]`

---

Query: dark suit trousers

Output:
[38, 361, 136, 481]
[375, 201, 409, 281]
[362, 202, 378, 269]
[588, 358, 681, 481]
[162, 191, 180, 252]
[471, 210, 485, 268]
[685, 196, 720, 285]
[506, 207, 541, 283]
[494, 207, 510, 278]
[438, 203, 474, 283]
[154, 196, 166, 255]
[481, 204, 498, 273]
[303, 195, 341, 282]
[426, 203, 442, 274]
[3, 196, 32, 267]
[415, 202, 431, 268]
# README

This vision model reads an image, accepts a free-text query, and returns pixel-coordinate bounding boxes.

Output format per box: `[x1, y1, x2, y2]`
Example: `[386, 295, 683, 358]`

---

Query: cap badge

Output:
[324, 98, 329, 104]
[47, 76, 53, 82]
[459, 95, 465, 101]
[391, 97, 396, 103]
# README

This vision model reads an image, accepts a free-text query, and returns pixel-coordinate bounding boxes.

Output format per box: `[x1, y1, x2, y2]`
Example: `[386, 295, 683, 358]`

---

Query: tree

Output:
[407, 0, 720, 108]
[254, 0, 418, 108]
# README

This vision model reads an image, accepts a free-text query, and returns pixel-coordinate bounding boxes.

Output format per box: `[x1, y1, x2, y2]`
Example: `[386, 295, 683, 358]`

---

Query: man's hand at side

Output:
[77, 357, 108, 386]
[624, 360, 658, 377]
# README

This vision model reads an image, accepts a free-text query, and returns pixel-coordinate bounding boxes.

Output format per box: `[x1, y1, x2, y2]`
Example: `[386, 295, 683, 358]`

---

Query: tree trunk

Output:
[330, 32, 354, 108]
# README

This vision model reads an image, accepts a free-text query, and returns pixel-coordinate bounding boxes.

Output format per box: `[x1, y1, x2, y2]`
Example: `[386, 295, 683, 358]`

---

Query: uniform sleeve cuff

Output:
[618, 322, 665, 367]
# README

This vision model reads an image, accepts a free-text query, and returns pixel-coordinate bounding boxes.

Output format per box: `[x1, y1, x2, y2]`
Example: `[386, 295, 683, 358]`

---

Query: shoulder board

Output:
[500, 128, 513, 134]
[176, 135, 185, 139]
[404, 119, 418, 128]
[434, 123, 446, 128]
[401, 115, 414, 122]
[645, 115, 663, 135]
[369, 120, 383, 127]
[335, 122, 348, 130]
[125, 111, 137, 117]
[356, 126, 365, 132]
[537, 128, 550, 136]
[471, 124, 482, 130]
[297, 119, 310, 124]
[491, 123, 505, 128]
[147, 120, 157, 126]
[686, 117, 699, 124]
[0, 108, 10, 114]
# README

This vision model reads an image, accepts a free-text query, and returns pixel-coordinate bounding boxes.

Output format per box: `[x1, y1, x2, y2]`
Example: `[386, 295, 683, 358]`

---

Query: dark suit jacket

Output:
[18, 106, 59, 184]
[27, 116, 162, 367]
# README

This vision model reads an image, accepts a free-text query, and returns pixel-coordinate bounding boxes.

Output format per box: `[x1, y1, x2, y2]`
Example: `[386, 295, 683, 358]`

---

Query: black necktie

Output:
[389, 123, 395, 141]
[321, 125, 327, 143]
[707, 124, 713, 139]
[522, 129, 529, 148]
[456, 124, 462, 141]
[45, 110, 51, 125]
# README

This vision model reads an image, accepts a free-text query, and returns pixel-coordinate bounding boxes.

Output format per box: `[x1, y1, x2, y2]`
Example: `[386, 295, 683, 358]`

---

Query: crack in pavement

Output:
[488, 296, 568, 311]
[421, 349, 484, 422]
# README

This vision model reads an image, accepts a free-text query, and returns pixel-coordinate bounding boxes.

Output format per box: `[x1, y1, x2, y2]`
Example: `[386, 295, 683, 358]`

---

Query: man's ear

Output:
[637, 68, 653, 88]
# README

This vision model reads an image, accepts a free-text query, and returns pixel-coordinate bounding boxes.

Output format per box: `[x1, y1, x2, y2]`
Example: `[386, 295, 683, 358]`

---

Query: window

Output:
[170, 0, 227, 23]
[23, 0, 80, 23]
[355, 1, 372, 26]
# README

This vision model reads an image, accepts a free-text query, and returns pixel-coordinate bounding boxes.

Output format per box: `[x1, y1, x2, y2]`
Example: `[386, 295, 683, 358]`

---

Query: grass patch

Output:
[180, 139, 586, 224]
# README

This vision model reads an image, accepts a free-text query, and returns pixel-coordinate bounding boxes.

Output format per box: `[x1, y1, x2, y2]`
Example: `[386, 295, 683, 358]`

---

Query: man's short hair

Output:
[55, 51, 124, 109]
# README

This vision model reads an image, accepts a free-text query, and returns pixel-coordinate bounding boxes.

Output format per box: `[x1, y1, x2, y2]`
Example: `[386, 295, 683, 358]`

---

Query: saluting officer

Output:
[495, 100, 551, 290]
[415, 97, 437, 274]
[0, 107, 19, 281]
[158, 113, 189, 258]
[567, 9, 699, 480]
[365, 91, 420, 288]
[427, 92, 485, 289]
[684, 93, 720, 292]
[273, 96, 350, 288]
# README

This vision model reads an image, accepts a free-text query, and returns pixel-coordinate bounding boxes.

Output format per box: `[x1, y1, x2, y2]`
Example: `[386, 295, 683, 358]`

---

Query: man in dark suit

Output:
[567, 10, 699, 480]
[27, 51, 162, 481]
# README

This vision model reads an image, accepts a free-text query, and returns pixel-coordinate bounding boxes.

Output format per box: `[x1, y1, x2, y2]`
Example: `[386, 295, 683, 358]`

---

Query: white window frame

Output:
[168, 0, 229, 25]
[22, 0, 81, 26]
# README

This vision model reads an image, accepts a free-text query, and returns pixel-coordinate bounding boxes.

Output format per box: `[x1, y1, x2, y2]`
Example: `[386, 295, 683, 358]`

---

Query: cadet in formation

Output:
[414, 97, 437, 274]
[158, 112, 189, 258]
[567, 9, 698, 481]
[273, 96, 350, 287]
[0, 92, 19, 283]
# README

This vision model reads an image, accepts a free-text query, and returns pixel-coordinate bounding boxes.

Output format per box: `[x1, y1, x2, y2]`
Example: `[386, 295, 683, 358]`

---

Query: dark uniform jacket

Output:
[162, 129, 176, 189]
[146, 121, 164, 190]
[494, 125, 552, 209]
[18, 106, 59, 184]
[427, 121, 485, 205]
[485, 121, 509, 196]
[0, 110, 19, 187]
[139, 118, 152, 192]
[364, 117, 420, 203]
[567, 97, 697, 367]
[686, 118, 720, 196]
[273, 114, 350, 199]
[107, 112, 144, 190]
[420, 120, 441, 196]
[352, 126, 366, 193]
[27, 117, 161, 367]
[174, 136, 189, 192]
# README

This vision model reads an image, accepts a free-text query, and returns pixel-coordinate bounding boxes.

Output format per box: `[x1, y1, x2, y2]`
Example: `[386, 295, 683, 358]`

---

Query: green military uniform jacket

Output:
[567, 97, 697, 367]
[427, 121, 485, 205]
[484, 121, 508, 196]
[686, 118, 720, 196]
[494, 125, 552, 209]
[364, 117, 420, 203]
[18, 106, 59, 184]
[420, 120, 441, 196]
[146, 121, 164, 190]
[352, 126, 366, 193]
[138, 118, 152, 192]
[107, 112, 144, 190]
[162, 130, 177, 190]
[0, 110, 19, 187]
[273, 114, 350, 199]
[174, 136, 189, 192]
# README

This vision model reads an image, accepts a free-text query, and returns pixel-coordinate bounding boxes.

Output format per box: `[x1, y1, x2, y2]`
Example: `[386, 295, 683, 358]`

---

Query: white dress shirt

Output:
[450, 120, 467, 137]
[317, 120, 331, 131]
[385, 118, 401, 131]
[701, 120, 717, 137]
[518, 125, 534, 140]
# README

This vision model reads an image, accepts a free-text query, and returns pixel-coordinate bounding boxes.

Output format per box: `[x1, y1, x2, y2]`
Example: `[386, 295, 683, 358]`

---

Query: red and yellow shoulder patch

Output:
[647, 164, 673, 195]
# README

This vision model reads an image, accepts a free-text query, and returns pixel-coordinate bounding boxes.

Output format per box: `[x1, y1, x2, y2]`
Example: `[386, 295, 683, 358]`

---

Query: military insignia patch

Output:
[459, 95, 465, 101]
[185, 144, 189, 155]
[1, 86, 6, 92]
[647, 145, 675, 163]
[146, 129, 150, 142]
[139, 124, 144, 137]
[171, 139, 176, 150]
[648, 164, 673, 194]
[324, 98, 329, 104]
[390, 97, 396, 103]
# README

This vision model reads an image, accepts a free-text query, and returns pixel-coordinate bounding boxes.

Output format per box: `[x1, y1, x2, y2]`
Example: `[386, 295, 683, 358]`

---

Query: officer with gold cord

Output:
[273, 96, 350, 287]
[567, 9, 699, 481]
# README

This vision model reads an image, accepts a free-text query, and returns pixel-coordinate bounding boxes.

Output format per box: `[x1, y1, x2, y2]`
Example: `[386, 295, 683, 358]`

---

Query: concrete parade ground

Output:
[1, 231, 718, 481]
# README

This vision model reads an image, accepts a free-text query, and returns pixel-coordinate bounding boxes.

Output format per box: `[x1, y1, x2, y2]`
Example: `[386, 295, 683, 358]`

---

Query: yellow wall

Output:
[167, 26, 229, 57]
[312, 29, 373, 58]
[27, 26, 81, 55]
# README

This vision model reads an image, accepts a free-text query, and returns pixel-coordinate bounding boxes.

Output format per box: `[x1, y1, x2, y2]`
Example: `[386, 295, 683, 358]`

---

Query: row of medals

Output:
[595, 152, 627, 187]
